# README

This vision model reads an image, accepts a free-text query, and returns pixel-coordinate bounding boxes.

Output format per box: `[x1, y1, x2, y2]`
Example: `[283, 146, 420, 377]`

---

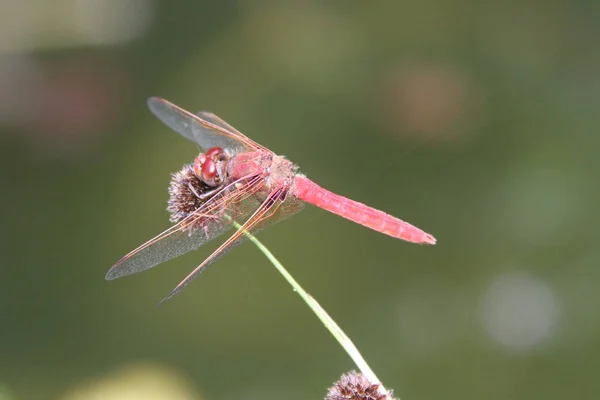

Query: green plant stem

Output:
[233, 222, 388, 395]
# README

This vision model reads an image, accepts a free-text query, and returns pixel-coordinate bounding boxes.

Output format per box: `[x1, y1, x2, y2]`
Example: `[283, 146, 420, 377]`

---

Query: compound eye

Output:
[193, 153, 207, 178]
[201, 158, 220, 186]
[193, 153, 207, 177]
[206, 146, 225, 161]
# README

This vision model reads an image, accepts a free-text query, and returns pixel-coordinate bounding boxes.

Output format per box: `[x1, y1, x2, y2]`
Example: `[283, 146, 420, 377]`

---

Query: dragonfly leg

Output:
[187, 182, 222, 200]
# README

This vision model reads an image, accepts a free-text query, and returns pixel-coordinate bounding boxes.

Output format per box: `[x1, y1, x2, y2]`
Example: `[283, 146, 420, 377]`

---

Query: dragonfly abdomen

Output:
[292, 176, 436, 244]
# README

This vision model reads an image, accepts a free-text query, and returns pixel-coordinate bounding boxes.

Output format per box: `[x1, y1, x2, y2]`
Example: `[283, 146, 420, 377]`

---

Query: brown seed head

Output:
[325, 371, 394, 400]
[167, 164, 211, 224]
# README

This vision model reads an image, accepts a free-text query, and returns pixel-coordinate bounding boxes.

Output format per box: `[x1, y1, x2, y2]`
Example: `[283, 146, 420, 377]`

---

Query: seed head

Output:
[167, 164, 211, 224]
[325, 371, 394, 400]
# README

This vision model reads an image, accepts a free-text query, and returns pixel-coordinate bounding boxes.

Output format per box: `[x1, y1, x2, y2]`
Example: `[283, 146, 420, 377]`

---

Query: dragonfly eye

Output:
[205, 146, 225, 160]
[193, 153, 207, 178]
[201, 158, 218, 185]
[193, 147, 228, 187]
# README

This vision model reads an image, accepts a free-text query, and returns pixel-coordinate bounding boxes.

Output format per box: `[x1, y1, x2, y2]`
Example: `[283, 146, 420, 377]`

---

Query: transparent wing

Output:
[196, 111, 245, 137]
[105, 174, 266, 280]
[147, 97, 265, 154]
[158, 186, 304, 304]
[164, 190, 304, 287]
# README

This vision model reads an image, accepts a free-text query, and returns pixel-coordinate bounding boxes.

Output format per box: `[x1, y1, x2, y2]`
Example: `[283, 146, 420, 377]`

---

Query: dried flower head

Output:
[325, 371, 394, 400]
[167, 164, 212, 225]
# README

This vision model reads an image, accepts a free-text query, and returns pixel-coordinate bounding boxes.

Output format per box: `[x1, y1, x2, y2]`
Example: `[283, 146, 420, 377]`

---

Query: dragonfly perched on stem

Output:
[106, 98, 436, 303]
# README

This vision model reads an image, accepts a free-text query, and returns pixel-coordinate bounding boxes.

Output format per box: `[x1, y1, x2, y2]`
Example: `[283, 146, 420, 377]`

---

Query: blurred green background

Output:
[1, 1, 599, 399]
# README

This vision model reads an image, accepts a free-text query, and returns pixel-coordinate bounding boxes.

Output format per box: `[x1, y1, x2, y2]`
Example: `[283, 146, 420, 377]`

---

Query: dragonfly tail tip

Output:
[423, 233, 437, 245]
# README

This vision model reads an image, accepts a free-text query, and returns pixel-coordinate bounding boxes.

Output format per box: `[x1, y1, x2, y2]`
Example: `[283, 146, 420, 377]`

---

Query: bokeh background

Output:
[1, 1, 599, 399]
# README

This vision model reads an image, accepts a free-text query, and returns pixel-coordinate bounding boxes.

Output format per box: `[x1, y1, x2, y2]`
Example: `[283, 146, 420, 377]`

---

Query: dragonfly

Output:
[106, 97, 436, 303]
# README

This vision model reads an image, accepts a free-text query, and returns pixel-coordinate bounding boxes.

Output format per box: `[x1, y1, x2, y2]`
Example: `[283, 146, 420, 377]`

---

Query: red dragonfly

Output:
[106, 98, 436, 303]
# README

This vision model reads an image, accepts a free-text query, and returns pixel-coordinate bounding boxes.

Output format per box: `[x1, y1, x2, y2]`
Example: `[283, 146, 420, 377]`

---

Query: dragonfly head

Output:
[193, 146, 229, 187]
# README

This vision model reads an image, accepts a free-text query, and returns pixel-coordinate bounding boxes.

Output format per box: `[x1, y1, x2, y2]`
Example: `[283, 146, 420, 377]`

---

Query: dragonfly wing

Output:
[158, 186, 299, 304]
[106, 173, 266, 280]
[167, 190, 304, 278]
[196, 111, 245, 137]
[105, 216, 235, 280]
[147, 97, 261, 153]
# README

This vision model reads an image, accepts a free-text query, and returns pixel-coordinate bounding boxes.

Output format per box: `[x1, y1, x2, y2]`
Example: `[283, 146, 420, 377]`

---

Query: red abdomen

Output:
[291, 175, 436, 244]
